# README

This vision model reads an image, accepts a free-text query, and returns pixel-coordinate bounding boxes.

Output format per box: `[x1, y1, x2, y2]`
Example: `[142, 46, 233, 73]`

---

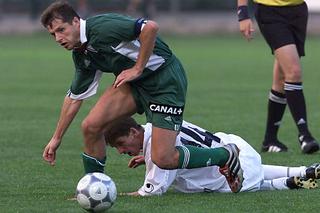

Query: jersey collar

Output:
[80, 19, 87, 44]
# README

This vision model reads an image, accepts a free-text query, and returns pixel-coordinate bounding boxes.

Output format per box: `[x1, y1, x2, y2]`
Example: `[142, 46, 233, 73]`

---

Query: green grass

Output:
[0, 33, 319, 212]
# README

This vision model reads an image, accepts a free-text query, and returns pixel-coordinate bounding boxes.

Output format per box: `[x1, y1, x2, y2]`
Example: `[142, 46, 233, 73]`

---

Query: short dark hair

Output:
[105, 117, 142, 146]
[40, 1, 80, 28]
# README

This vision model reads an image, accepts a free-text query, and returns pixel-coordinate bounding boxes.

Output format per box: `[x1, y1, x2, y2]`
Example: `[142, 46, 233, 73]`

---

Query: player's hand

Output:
[113, 67, 143, 88]
[239, 19, 254, 41]
[119, 191, 140, 196]
[43, 138, 61, 166]
[128, 155, 145, 168]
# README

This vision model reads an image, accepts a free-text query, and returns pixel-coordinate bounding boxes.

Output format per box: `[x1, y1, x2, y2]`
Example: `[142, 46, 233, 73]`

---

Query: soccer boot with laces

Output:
[261, 140, 288, 153]
[219, 143, 244, 193]
[286, 176, 318, 189]
[305, 163, 320, 179]
[298, 134, 319, 154]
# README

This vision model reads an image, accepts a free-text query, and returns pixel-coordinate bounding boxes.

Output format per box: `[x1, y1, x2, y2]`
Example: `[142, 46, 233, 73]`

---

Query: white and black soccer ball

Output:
[76, 173, 117, 212]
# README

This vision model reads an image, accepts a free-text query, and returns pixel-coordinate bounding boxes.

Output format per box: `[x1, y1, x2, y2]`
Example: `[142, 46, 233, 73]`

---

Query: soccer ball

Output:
[76, 173, 117, 212]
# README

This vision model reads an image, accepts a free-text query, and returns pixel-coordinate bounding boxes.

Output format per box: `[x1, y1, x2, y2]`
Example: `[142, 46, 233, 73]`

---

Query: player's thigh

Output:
[274, 45, 302, 81]
[86, 83, 137, 128]
[151, 126, 178, 161]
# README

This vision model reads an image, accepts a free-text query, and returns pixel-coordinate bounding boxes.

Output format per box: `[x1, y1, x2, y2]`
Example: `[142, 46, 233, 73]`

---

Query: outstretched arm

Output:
[43, 96, 83, 165]
[237, 0, 254, 41]
[119, 156, 145, 196]
[128, 155, 146, 168]
[113, 20, 159, 88]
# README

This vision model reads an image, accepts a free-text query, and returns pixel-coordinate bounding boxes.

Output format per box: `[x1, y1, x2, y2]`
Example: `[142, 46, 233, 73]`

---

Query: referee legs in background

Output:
[254, 2, 319, 153]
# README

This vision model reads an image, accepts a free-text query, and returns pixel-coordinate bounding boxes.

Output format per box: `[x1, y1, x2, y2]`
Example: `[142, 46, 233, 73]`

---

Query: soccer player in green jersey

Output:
[40, 1, 243, 192]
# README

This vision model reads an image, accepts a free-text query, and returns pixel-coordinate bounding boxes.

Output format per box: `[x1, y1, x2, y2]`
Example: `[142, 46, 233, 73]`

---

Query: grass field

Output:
[0, 33, 319, 213]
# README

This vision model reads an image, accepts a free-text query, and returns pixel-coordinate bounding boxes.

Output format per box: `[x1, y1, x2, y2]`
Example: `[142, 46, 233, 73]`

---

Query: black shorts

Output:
[254, 2, 308, 56]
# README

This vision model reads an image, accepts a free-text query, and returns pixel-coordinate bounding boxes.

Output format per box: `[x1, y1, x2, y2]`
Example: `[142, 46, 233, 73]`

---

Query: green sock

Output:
[176, 145, 229, 169]
[82, 152, 106, 173]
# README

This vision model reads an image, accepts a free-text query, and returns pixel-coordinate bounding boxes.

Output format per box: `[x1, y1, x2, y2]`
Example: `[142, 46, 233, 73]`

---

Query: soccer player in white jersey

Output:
[105, 117, 320, 196]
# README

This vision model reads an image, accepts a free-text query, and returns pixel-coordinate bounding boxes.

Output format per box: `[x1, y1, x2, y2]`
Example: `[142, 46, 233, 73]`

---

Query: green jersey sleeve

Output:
[68, 53, 103, 100]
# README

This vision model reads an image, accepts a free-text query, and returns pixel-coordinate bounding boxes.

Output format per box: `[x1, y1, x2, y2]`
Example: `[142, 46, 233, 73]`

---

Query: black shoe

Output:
[261, 140, 288, 153]
[298, 135, 320, 154]
[286, 176, 318, 189]
[305, 163, 320, 179]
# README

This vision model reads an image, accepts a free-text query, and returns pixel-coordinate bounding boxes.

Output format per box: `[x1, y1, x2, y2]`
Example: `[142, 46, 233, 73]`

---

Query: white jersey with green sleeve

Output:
[138, 121, 264, 196]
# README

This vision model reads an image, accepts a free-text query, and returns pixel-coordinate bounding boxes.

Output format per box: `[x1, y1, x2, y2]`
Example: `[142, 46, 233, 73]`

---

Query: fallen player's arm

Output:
[119, 191, 140, 196]
[128, 155, 145, 168]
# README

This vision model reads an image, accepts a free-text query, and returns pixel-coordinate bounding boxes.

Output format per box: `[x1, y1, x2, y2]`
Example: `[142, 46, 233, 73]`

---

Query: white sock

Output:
[263, 165, 306, 180]
[260, 177, 289, 191]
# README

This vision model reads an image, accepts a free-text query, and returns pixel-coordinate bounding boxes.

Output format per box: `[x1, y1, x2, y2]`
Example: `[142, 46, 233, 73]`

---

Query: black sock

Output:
[264, 90, 286, 143]
[284, 82, 310, 136]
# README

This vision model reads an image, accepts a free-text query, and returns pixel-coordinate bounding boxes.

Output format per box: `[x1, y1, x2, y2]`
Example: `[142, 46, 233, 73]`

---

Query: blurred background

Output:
[1, 1, 320, 212]
[0, 0, 320, 35]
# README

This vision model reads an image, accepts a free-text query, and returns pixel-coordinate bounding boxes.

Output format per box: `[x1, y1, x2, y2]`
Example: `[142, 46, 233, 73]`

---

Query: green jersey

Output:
[68, 13, 187, 131]
[68, 13, 174, 99]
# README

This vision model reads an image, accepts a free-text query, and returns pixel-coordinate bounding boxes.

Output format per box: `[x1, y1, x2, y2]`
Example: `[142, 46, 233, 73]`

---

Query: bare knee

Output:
[150, 126, 180, 169]
[81, 117, 103, 138]
[284, 64, 302, 82]
[81, 118, 106, 157]
[151, 150, 179, 169]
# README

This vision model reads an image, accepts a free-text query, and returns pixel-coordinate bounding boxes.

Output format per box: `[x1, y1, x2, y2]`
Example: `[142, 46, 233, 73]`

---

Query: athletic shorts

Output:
[254, 2, 308, 56]
[130, 56, 188, 131]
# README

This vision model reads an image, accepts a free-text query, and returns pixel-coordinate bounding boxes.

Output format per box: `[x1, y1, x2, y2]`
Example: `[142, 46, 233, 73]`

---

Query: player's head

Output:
[105, 117, 144, 156]
[41, 1, 81, 50]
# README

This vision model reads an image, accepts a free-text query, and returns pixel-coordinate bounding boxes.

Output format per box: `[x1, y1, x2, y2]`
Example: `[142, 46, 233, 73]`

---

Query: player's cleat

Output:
[305, 163, 320, 179]
[286, 176, 318, 189]
[298, 135, 320, 154]
[219, 143, 244, 193]
[261, 140, 288, 153]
